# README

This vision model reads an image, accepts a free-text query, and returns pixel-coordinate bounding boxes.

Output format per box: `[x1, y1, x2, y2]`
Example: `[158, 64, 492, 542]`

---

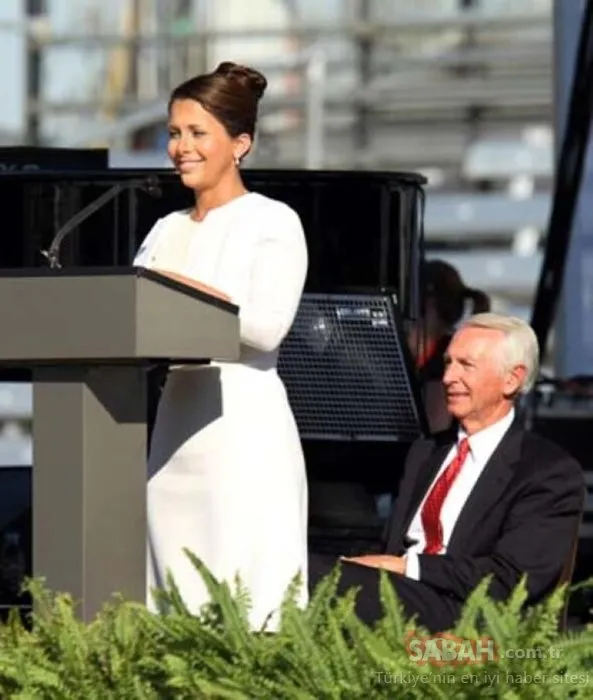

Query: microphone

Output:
[41, 175, 162, 270]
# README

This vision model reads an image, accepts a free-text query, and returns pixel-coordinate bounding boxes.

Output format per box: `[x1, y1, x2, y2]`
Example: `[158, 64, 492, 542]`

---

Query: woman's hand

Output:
[152, 268, 232, 302]
[340, 554, 406, 575]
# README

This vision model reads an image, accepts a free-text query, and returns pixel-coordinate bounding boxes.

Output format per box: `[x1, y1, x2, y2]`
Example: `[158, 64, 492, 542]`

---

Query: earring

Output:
[234, 155, 241, 167]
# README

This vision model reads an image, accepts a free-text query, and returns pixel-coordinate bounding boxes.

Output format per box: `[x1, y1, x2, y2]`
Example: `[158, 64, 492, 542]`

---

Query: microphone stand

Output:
[40, 175, 162, 270]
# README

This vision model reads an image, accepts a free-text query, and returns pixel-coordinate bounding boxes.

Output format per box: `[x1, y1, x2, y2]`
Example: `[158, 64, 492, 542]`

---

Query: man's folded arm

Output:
[415, 458, 584, 602]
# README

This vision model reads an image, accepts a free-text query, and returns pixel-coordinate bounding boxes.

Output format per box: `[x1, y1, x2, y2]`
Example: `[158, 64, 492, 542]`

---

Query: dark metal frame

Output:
[530, 0, 593, 359]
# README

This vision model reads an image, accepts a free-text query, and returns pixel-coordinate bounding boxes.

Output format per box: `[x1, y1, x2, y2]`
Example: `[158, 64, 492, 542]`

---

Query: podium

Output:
[0, 267, 240, 620]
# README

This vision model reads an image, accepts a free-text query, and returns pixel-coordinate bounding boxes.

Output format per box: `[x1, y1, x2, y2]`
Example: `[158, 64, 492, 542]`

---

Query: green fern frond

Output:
[567, 575, 593, 594]
[2, 559, 593, 698]
[477, 597, 513, 645]
[343, 606, 403, 671]
[190, 675, 260, 700]
[324, 610, 358, 686]
[375, 568, 409, 644]
[274, 603, 337, 692]
[304, 562, 342, 624]
[551, 630, 593, 659]
[277, 570, 304, 620]
[454, 576, 496, 637]
[182, 549, 254, 657]
[161, 568, 192, 617]
[506, 576, 530, 616]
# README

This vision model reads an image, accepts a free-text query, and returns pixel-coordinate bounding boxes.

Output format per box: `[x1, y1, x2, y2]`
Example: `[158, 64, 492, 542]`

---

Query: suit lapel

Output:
[447, 422, 523, 554]
[400, 432, 457, 536]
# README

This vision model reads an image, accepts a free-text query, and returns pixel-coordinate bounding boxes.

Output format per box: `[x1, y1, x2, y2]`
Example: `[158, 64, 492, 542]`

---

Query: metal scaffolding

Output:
[3, 0, 556, 310]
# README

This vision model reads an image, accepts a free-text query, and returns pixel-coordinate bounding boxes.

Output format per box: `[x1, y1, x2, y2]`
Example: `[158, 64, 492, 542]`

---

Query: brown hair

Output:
[423, 259, 490, 327]
[168, 61, 267, 141]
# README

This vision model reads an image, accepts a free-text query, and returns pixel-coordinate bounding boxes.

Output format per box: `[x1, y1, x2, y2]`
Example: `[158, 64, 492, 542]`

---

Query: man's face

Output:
[442, 326, 522, 428]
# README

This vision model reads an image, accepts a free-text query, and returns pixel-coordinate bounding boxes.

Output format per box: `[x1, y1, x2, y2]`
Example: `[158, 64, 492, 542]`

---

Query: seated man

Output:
[309, 313, 585, 632]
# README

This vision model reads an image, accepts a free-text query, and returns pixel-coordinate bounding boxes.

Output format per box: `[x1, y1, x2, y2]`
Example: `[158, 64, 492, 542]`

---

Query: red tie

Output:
[421, 438, 470, 554]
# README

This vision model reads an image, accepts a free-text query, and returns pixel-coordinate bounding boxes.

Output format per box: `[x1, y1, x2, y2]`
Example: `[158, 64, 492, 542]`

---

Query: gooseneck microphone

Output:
[41, 175, 162, 270]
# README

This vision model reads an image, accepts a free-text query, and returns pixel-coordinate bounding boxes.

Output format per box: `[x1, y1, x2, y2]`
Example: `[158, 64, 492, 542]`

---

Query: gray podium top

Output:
[0, 266, 240, 365]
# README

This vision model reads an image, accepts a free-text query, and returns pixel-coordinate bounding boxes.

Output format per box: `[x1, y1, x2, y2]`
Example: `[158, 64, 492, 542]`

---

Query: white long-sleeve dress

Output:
[133, 192, 309, 630]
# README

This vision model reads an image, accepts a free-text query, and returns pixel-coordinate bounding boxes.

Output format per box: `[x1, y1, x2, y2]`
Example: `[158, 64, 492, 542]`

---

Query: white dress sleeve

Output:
[238, 205, 308, 353]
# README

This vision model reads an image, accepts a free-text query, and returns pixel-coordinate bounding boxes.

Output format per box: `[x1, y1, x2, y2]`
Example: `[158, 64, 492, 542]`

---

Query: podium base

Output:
[33, 366, 147, 621]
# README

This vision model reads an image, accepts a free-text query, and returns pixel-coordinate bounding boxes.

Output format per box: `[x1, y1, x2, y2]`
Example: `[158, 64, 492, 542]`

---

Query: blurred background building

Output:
[1, 0, 554, 314]
[0, 0, 563, 464]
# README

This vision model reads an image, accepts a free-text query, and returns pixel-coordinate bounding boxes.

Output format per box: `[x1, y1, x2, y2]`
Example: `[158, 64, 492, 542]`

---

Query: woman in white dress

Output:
[133, 62, 308, 630]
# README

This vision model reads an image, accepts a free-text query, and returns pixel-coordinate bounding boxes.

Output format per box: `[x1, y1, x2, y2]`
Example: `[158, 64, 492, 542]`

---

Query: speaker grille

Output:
[277, 293, 425, 441]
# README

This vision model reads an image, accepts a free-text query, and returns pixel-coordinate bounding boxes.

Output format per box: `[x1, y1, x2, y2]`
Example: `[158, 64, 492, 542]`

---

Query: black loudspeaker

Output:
[277, 292, 427, 442]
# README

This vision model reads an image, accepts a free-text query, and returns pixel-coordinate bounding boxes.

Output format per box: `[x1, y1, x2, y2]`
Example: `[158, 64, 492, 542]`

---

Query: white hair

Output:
[459, 312, 540, 394]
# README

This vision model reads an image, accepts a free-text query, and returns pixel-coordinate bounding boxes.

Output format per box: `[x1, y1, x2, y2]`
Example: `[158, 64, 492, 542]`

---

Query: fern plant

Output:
[0, 553, 590, 699]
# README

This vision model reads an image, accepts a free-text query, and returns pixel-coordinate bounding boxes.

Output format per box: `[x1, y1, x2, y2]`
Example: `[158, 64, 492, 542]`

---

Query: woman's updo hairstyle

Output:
[168, 61, 267, 145]
[423, 259, 491, 328]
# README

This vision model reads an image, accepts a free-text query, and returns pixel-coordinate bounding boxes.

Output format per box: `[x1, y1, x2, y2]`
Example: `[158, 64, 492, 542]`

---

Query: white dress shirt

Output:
[404, 408, 515, 580]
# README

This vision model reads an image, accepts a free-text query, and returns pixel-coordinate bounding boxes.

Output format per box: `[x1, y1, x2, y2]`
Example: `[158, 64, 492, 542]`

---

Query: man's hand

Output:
[340, 554, 406, 575]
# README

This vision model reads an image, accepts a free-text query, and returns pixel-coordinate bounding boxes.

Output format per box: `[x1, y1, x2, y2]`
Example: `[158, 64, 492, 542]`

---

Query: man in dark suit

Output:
[309, 313, 585, 632]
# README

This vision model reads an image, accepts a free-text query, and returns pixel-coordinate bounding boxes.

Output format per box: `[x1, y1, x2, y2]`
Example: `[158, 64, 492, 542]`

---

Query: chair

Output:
[556, 504, 584, 633]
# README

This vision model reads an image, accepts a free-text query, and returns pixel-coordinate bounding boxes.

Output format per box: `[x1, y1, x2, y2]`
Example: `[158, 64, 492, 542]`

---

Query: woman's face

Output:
[167, 99, 250, 191]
